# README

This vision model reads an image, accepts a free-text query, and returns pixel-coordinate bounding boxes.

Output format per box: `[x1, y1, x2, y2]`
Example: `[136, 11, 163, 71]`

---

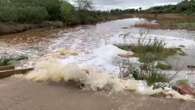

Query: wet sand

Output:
[0, 77, 195, 110]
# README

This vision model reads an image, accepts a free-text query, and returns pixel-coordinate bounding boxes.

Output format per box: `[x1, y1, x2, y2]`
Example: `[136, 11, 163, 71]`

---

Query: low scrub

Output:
[0, 6, 49, 23]
[0, 0, 72, 23]
[117, 38, 181, 63]
[0, 0, 138, 25]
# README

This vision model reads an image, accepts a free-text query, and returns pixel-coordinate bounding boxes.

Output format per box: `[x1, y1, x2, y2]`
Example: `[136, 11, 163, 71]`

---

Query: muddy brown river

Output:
[0, 18, 195, 83]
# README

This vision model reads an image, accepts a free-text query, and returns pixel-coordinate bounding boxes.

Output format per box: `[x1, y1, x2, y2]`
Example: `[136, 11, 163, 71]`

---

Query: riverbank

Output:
[0, 21, 64, 36]
[0, 14, 134, 36]
[1, 13, 195, 36]
[135, 13, 195, 30]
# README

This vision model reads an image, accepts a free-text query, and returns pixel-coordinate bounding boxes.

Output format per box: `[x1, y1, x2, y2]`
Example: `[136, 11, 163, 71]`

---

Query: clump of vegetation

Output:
[0, 0, 64, 23]
[126, 62, 169, 86]
[117, 38, 181, 63]
[156, 62, 172, 70]
[0, 0, 83, 23]
[0, 55, 28, 66]
[0, 0, 138, 25]
[117, 34, 183, 85]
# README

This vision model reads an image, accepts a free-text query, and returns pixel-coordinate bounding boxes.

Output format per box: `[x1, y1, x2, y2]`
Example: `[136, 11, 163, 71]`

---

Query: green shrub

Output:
[0, 6, 49, 23]
[0, 0, 69, 23]
[40, 0, 62, 20]
[146, 0, 195, 15]
[117, 38, 180, 62]
[61, 2, 80, 25]
[0, 0, 139, 24]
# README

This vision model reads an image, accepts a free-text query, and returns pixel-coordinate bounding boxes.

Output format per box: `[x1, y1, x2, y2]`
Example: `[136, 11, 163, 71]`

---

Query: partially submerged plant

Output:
[156, 62, 172, 70]
[0, 55, 28, 66]
[133, 63, 169, 86]
[119, 59, 169, 86]
[116, 31, 184, 65]
[117, 29, 186, 86]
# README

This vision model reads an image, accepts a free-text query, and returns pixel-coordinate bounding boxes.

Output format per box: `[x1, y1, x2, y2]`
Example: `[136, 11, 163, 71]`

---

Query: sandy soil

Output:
[0, 77, 195, 110]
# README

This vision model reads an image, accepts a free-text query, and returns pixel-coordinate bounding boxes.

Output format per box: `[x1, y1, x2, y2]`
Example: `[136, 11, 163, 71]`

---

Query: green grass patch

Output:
[117, 38, 181, 85]
[156, 62, 172, 70]
[116, 39, 181, 63]
[131, 64, 169, 86]
[0, 55, 28, 66]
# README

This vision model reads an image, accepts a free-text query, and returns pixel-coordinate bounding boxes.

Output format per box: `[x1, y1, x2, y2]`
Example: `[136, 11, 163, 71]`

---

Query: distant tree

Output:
[139, 7, 142, 12]
[75, 0, 93, 10]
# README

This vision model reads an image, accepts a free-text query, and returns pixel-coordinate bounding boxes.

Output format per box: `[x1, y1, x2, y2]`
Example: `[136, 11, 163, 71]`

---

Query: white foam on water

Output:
[23, 58, 195, 101]
[60, 44, 137, 75]
[164, 70, 195, 87]
[21, 44, 194, 101]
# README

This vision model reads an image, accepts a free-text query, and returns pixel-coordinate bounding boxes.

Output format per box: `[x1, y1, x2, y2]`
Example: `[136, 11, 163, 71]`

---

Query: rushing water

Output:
[1, 18, 195, 82]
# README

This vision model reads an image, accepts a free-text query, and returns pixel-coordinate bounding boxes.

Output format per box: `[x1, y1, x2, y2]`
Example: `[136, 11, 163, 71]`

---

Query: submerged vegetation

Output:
[117, 34, 185, 85]
[132, 64, 169, 86]
[119, 54, 170, 85]
[156, 62, 172, 70]
[117, 38, 182, 63]
[0, 55, 28, 66]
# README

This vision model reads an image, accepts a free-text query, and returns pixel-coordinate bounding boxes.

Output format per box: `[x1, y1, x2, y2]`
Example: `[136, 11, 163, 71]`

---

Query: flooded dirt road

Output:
[0, 77, 195, 110]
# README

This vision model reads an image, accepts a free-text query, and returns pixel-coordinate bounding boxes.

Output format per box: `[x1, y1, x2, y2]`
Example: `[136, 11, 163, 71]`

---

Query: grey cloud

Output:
[68, 0, 183, 10]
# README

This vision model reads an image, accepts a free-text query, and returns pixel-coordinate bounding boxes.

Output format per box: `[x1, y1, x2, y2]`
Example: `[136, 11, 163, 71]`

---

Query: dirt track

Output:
[0, 77, 195, 110]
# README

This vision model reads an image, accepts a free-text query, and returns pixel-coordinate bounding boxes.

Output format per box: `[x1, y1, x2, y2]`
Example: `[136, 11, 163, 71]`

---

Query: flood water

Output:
[0, 18, 195, 75]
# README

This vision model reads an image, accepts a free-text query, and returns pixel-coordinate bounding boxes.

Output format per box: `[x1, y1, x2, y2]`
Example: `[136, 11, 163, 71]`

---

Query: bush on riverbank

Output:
[0, 0, 137, 26]
[146, 0, 195, 15]
[0, 0, 73, 23]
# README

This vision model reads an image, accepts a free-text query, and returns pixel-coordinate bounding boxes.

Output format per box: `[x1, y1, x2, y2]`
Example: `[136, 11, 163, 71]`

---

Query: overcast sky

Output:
[68, 0, 183, 10]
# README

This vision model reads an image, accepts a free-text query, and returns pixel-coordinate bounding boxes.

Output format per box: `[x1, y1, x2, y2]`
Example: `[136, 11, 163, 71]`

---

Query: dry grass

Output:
[135, 13, 195, 30]
[134, 23, 161, 29]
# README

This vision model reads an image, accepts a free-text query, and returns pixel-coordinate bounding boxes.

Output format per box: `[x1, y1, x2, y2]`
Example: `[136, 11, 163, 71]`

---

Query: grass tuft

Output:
[117, 37, 181, 85]
[130, 63, 169, 86]
[156, 62, 172, 70]
[0, 55, 28, 66]
[117, 38, 182, 62]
